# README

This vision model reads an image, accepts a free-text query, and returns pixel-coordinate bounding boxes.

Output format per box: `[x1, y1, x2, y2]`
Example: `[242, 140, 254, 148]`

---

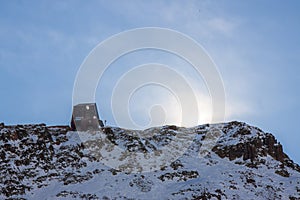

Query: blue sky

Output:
[0, 1, 300, 163]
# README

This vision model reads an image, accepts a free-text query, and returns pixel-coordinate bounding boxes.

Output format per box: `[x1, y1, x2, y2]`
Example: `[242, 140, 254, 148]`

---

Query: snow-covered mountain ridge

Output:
[0, 121, 299, 199]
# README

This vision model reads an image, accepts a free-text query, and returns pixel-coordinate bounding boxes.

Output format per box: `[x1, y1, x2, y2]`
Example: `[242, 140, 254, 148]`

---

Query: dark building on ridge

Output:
[71, 103, 104, 131]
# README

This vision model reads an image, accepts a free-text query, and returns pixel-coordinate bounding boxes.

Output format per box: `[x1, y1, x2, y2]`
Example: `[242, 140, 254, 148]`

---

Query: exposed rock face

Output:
[0, 121, 299, 199]
[212, 127, 282, 162]
[212, 122, 299, 172]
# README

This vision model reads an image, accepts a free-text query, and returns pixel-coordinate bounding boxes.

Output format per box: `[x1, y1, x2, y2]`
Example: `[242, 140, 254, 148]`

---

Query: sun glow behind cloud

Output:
[125, 80, 214, 129]
[95, 48, 217, 129]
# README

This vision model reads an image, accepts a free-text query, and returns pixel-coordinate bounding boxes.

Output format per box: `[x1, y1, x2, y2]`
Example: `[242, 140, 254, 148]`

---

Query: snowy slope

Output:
[0, 121, 299, 199]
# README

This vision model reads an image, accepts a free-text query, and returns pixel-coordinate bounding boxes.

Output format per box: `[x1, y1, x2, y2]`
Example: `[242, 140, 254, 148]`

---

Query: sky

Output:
[0, 1, 299, 164]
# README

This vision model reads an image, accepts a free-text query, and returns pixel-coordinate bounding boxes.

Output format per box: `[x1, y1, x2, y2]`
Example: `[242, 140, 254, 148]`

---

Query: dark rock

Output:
[213, 132, 286, 164]
[158, 170, 199, 182]
[164, 125, 178, 130]
[275, 169, 290, 177]
[0, 122, 4, 129]
[129, 176, 153, 192]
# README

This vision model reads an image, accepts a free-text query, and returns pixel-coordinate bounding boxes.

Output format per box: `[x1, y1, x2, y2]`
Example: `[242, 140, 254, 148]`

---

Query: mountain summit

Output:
[0, 121, 299, 199]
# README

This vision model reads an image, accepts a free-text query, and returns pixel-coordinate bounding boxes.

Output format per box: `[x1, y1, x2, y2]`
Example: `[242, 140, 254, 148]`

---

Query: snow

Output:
[0, 122, 299, 199]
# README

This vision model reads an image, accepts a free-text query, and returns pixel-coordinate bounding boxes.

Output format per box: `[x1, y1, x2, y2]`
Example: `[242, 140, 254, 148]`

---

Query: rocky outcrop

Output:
[212, 122, 294, 170]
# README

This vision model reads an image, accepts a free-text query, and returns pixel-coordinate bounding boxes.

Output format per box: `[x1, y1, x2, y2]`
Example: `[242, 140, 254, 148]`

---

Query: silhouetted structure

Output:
[71, 103, 104, 131]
